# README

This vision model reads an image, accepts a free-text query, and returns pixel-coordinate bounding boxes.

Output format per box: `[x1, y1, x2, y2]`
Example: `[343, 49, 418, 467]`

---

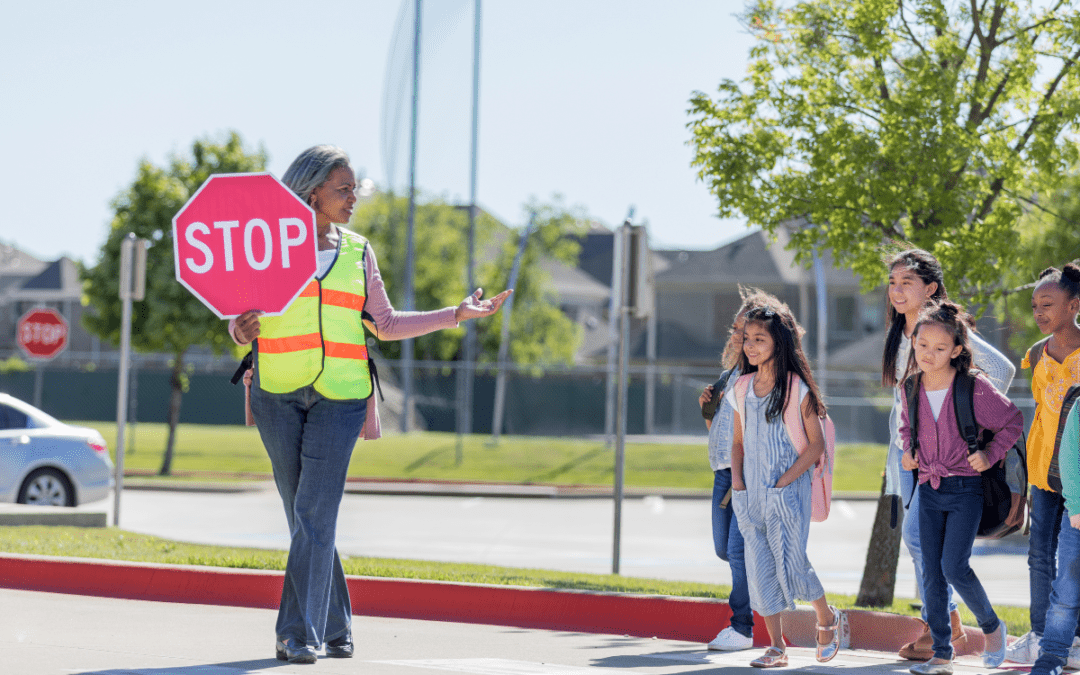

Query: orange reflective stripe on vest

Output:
[257, 333, 322, 354]
[321, 288, 366, 312]
[325, 341, 368, 360]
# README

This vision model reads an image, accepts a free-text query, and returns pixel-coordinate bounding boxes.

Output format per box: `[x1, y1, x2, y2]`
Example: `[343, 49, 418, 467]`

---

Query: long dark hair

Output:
[900, 300, 976, 384]
[737, 304, 826, 422]
[882, 249, 948, 387]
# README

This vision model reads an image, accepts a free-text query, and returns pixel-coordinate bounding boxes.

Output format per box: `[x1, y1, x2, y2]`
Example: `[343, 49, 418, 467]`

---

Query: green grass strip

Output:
[0, 526, 1030, 635]
[72, 423, 888, 493]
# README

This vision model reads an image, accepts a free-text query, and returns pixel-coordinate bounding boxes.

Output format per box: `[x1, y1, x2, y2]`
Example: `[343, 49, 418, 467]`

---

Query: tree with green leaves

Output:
[688, 0, 1080, 607]
[1001, 171, 1080, 352]
[689, 0, 1080, 306]
[350, 194, 585, 366]
[81, 132, 266, 475]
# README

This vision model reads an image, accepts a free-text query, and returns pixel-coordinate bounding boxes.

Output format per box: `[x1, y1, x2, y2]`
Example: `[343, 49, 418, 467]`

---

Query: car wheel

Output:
[17, 468, 75, 507]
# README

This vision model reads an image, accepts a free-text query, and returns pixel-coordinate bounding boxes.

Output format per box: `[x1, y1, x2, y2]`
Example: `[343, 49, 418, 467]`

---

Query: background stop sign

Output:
[17, 307, 69, 360]
[172, 172, 318, 318]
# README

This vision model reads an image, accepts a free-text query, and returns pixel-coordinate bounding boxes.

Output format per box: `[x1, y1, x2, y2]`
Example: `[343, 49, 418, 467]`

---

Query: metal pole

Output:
[613, 216, 632, 574]
[32, 364, 43, 409]
[458, 0, 482, 452]
[491, 213, 535, 443]
[604, 207, 633, 443]
[402, 0, 422, 433]
[464, 0, 482, 437]
[812, 250, 828, 398]
[113, 235, 135, 527]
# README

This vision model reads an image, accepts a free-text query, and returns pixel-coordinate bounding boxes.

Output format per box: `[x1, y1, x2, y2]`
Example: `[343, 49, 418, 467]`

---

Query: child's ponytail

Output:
[900, 300, 976, 382]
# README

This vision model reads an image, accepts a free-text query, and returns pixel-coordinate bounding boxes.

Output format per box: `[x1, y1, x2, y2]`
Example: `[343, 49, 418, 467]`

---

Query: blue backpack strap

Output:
[903, 374, 921, 508]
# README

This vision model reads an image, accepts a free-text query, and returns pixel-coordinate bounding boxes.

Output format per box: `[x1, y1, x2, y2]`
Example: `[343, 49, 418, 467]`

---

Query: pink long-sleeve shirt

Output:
[899, 372, 1023, 489]
[229, 241, 459, 440]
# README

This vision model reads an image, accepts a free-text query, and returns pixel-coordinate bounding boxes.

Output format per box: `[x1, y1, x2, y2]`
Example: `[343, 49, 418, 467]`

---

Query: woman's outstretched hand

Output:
[455, 288, 512, 322]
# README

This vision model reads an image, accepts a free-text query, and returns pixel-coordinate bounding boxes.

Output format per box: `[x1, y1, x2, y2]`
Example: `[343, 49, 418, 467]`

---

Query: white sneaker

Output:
[1066, 636, 1080, 669]
[1005, 630, 1041, 665]
[708, 626, 753, 651]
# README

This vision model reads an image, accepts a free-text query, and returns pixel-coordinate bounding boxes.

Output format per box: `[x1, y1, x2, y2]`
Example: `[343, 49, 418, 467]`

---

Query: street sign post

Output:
[16, 307, 68, 361]
[172, 172, 318, 318]
[114, 234, 148, 527]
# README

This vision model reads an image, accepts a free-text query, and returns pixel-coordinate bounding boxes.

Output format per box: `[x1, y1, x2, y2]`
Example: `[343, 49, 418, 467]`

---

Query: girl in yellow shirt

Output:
[1009, 263, 1080, 665]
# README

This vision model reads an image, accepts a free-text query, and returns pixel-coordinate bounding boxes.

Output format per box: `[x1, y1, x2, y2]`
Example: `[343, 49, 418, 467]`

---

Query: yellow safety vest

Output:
[254, 227, 373, 400]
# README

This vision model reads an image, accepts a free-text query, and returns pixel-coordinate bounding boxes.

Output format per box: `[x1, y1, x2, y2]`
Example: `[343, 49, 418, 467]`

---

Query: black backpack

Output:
[1047, 384, 1080, 494]
[701, 367, 737, 421]
[904, 371, 1028, 539]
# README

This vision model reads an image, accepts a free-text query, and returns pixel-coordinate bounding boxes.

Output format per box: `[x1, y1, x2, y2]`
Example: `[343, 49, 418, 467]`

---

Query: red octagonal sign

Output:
[17, 307, 69, 360]
[172, 173, 318, 318]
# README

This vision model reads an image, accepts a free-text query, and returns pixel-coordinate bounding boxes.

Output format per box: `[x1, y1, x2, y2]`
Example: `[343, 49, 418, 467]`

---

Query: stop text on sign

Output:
[20, 321, 66, 346]
[184, 217, 308, 274]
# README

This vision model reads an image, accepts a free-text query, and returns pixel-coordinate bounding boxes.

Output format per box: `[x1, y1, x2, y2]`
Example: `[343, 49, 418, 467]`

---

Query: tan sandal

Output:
[750, 647, 788, 668]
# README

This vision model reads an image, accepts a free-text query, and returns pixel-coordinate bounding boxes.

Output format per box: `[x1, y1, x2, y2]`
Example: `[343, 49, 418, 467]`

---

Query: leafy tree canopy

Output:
[689, 0, 1080, 304]
[81, 131, 267, 355]
[1001, 167, 1080, 352]
[352, 194, 585, 365]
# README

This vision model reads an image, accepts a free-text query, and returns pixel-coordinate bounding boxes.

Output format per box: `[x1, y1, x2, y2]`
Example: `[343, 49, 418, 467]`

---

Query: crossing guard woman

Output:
[229, 145, 510, 664]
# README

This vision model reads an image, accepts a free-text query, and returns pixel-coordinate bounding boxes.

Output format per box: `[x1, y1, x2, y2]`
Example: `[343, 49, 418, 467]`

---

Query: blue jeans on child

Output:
[250, 384, 367, 647]
[712, 468, 753, 638]
[1029, 485, 1080, 638]
[899, 465, 957, 618]
[919, 477, 1000, 660]
[1032, 510, 1080, 675]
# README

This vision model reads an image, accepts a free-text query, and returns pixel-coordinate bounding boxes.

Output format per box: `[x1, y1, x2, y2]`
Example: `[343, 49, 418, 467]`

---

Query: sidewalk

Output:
[0, 586, 1015, 675]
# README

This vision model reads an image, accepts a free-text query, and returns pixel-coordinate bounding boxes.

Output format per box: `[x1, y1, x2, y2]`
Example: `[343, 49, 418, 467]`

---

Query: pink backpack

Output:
[732, 372, 836, 522]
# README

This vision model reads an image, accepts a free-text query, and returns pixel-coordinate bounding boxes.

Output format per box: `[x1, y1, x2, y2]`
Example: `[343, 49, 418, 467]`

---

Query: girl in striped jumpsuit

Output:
[727, 304, 846, 668]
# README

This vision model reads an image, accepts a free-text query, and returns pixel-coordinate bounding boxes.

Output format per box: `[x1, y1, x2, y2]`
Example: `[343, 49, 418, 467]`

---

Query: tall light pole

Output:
[402, 0, 422, 432]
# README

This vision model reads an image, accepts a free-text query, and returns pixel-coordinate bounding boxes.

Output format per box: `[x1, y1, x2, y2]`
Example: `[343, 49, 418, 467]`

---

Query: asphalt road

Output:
[107, 488, 1033, 607]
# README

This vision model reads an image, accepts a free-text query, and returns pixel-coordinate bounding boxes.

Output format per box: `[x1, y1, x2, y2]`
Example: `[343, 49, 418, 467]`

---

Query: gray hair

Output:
[281, 145, 352, 203]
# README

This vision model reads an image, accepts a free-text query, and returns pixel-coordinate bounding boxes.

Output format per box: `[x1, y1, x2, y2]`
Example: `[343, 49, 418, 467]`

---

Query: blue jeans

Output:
[900, 466, 957, 617]
[1029, 486, 1080, 637]
[920, 477, 1000, 660]
[250, 384, 367, 646]
[713, 469, 753, 638]
[1032, 511, 1080, 675]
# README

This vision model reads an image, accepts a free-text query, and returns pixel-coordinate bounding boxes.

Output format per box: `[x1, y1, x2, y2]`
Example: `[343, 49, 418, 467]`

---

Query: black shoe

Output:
[325, 632, 354, 658]
[276, 637, 317, 664]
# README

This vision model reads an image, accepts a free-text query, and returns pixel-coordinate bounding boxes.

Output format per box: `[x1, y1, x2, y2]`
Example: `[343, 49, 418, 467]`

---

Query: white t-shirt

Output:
[317, 248, 337, 278]
[925, 388, 948, 421]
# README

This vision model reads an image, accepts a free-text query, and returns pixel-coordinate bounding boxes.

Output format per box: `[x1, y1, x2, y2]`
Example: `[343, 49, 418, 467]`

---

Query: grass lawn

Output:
[71, 422, 888, 492]
[0, 526, 1028, 634]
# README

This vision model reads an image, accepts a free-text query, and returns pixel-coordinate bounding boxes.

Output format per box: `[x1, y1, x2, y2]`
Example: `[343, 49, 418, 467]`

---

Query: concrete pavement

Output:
[0, 588, 1015, 675]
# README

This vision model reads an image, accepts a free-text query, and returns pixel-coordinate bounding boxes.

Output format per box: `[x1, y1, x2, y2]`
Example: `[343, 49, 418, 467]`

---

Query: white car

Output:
[0, 393, 113, 506]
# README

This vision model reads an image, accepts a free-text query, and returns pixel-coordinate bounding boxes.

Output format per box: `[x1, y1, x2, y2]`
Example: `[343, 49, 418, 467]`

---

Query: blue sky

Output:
[1, 0, 755, 265]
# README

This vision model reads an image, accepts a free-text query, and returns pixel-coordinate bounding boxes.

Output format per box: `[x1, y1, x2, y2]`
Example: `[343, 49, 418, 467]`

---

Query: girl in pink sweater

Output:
[899, 301, 1022, 675]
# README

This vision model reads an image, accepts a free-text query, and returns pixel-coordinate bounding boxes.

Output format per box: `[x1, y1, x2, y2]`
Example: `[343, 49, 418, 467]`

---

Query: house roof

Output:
[4, 256, 82, 303]
[541, 258, 610, 304]
[653, 229, 863, 289]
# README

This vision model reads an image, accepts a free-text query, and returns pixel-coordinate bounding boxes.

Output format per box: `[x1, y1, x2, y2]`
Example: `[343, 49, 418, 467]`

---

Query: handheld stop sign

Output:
[172, 173, 318, 318]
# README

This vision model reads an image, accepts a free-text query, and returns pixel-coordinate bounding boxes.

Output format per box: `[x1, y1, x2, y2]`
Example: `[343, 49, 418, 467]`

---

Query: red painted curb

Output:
[0, 554, 930, 652]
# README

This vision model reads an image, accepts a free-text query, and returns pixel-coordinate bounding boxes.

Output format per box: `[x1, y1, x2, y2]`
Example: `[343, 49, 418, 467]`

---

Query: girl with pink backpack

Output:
[727, 304, 844, 668]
